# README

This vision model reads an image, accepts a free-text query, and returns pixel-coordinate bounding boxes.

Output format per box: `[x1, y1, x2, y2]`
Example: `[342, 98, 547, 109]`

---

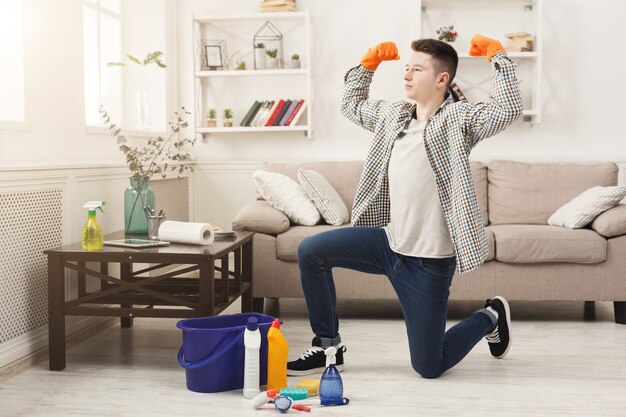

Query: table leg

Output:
[100, 262, 108, 290]
[48, 254, 66, 371]
[120, 262, 133, 328]
[77, 261, 86, 297]
[221, 255, 229, 302]
[199, 259, 215, 315]
[241, 239, 253, 313]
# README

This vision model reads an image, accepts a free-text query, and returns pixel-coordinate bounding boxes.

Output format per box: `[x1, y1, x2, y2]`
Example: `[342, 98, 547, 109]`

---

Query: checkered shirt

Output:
[340, 52, 522, 274]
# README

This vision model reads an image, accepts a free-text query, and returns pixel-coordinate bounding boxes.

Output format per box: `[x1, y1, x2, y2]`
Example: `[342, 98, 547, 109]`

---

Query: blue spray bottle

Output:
[319, 346, 344, 402]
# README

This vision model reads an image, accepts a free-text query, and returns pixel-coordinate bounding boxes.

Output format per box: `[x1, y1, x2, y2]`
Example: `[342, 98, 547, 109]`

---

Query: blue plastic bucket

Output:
[177, 313, 273, 393]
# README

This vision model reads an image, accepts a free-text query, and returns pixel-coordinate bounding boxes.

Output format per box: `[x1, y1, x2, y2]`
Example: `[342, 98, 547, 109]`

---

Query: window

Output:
[82, 0, 122, 127]
[0, 0, 26, 127]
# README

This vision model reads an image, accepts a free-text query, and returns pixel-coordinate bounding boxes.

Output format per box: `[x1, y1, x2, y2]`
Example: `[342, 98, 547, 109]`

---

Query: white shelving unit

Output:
[419, 0, 542, 124]
[192, 10, 313, 138]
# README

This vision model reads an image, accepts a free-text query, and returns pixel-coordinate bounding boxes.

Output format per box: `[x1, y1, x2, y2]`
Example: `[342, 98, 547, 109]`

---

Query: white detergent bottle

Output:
[243, 316, 261, 399]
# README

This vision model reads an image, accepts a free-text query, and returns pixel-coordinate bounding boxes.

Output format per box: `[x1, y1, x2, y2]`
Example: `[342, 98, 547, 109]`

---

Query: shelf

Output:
[196, 126, 309, 134]
[458, 52, 538, 59]
[195, 69, 309, 77]
[422, 0, 536, 8]
[193, 10, 313, 138]
[194, 11, 308, 23]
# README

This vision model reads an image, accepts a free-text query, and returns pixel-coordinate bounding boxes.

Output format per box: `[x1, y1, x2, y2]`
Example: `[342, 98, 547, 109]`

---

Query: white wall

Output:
[178, 0, 626, 228]
[178, 0, 626, 163]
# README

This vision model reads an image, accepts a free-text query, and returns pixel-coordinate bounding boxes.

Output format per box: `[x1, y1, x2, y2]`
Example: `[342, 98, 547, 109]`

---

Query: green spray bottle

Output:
[81, 201, 105, 251]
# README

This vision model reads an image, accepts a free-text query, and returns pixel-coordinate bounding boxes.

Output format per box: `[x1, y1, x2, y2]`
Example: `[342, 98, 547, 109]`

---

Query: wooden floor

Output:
[1, 299, 626, 417]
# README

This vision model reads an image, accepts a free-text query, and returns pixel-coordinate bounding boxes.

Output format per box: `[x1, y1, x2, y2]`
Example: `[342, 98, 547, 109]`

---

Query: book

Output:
[504, 31, 533, 39]
[250, 100, 271, 126]
[272, 99, 292, 126]
[278, 99, 300, 126]
[256, 100, 275, 126]
[285, 99, 305, 126]
[247, 101, 267, 126]
[288, 101, 307, 126]
[265, 99, 286, 126]
[240, 101, 261, 127]
[244, 101, 264, 126]
[261, 100, 279, 126]
[260, 0, 295, 6]
[261, 5, 297, 12]
[504, 32, 534, 52]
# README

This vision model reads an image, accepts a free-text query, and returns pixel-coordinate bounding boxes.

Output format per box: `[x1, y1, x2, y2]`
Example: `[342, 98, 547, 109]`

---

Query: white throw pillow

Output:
[298, 168, 350, 226]
[548, 186, 626, 228]
[252, 170, 321, 226]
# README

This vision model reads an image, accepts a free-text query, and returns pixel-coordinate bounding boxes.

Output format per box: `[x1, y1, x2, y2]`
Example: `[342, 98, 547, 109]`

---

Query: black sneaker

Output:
[286, 337, 346, 376]
[484, 296, 512, 359]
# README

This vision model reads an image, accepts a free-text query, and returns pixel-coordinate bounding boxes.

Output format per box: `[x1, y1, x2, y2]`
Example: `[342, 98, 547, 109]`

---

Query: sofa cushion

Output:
[490, 224, 607, 264]
[548, 185, 626, 228]
[298, 168, 350, 226]
[276, 225, 495, 262]
[488, 160, 618, 225]
[592, 204, 626, 238]
[277, 225, 343, 261]
[259, 161, 364, 216]
[470, 161, 489, 226]
[253, 170, 321, 226]
[232, 200, 290, 235]
[484, 226, 495, 262]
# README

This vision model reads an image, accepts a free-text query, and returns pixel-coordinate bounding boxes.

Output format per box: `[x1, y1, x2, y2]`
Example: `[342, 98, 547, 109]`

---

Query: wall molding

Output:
[0, 317, 115, 381]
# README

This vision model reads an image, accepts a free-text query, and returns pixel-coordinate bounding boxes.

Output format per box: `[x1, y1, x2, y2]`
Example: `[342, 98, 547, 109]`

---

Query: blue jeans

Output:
[297, 227, 496, 378]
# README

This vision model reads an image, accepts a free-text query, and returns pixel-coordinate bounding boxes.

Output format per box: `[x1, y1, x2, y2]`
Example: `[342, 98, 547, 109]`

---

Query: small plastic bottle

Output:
[243, 316, 261, 399]
[81, 201, 105, 251]
[319, 346, 343, 400]
[266, 318, 288, 391]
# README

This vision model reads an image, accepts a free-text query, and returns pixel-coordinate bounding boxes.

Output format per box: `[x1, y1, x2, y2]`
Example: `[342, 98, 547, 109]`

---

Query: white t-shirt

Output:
[383, 118, 455, 258]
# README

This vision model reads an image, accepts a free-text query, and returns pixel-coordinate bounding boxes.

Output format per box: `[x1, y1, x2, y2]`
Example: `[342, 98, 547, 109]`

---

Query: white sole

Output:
[286, 364, 345, 376]
[493, 296, 512, 359]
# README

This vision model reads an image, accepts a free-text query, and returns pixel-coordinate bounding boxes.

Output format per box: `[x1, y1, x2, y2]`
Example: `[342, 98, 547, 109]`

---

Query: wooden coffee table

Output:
[44, 230, 254, 371]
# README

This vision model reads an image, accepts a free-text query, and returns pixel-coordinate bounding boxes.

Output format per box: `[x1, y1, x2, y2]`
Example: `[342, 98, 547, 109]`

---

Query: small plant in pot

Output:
[254, 42, 266, 69]
[265, 48, 279, 69]
[207, 108, 217, 127]
[223, 108, 233, 127]
[289, 53, 301, 69]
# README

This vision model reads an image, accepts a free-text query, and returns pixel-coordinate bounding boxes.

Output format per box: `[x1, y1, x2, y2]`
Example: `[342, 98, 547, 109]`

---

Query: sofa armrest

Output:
[591, 204, 626, 237]
[232, 200, 290, 236]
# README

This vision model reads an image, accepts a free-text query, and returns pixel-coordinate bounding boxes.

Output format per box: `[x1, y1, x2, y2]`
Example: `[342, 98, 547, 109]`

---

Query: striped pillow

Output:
[297, 169, 349, 226]
[548, 186, 626, 229]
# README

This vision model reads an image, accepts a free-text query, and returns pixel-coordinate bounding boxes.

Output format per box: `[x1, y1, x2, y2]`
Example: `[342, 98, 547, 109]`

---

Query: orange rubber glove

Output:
[360, 41, 400, 71]
[469, 34, 505, 62]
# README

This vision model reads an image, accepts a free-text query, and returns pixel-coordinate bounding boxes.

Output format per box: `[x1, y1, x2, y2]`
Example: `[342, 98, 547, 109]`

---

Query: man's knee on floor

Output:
[411, 360, 444, 379]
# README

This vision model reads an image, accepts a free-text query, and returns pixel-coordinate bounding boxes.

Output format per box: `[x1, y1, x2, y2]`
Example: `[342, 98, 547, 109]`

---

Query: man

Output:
[287, 35, 522, 378]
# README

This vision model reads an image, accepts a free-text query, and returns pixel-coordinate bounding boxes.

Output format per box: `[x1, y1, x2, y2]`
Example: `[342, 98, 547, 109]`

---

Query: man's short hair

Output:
[411, 39, 458, 87]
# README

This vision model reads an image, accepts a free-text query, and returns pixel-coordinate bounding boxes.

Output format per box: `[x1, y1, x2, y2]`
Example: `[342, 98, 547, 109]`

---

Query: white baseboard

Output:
[0, 316, 114, 372]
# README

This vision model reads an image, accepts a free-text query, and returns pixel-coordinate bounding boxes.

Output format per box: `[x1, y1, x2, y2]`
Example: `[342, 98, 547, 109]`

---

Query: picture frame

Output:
[201, 39, 227, 71]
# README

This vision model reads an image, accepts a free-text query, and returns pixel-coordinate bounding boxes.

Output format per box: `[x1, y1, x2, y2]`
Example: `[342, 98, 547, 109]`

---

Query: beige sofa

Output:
[233, 160, 626, 324]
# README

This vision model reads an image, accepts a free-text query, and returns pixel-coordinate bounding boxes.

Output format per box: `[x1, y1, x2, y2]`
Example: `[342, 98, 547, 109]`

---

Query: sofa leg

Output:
[252, 297, 265, 314]
[615, 301, 626, 325]
[583, 301, 595, 321]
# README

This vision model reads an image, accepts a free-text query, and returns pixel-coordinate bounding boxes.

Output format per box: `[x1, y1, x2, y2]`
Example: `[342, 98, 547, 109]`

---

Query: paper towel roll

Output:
[158, 221, 215, 245]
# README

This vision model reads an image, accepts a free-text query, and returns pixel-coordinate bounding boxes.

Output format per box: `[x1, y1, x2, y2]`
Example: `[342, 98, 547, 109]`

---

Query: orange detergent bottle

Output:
[266, 318, 288, 391]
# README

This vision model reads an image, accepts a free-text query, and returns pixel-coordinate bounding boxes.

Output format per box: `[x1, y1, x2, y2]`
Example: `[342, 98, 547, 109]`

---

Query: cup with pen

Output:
[145, 206, 167, 240]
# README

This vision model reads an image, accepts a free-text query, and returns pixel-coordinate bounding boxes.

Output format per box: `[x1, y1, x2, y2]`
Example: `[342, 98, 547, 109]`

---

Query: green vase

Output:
[124, 176, 155, 234]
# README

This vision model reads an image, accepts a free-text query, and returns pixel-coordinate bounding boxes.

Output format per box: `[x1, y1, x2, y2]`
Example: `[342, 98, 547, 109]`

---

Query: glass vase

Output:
[124, 176, 155, 235]
[135, 89, 150, 130]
